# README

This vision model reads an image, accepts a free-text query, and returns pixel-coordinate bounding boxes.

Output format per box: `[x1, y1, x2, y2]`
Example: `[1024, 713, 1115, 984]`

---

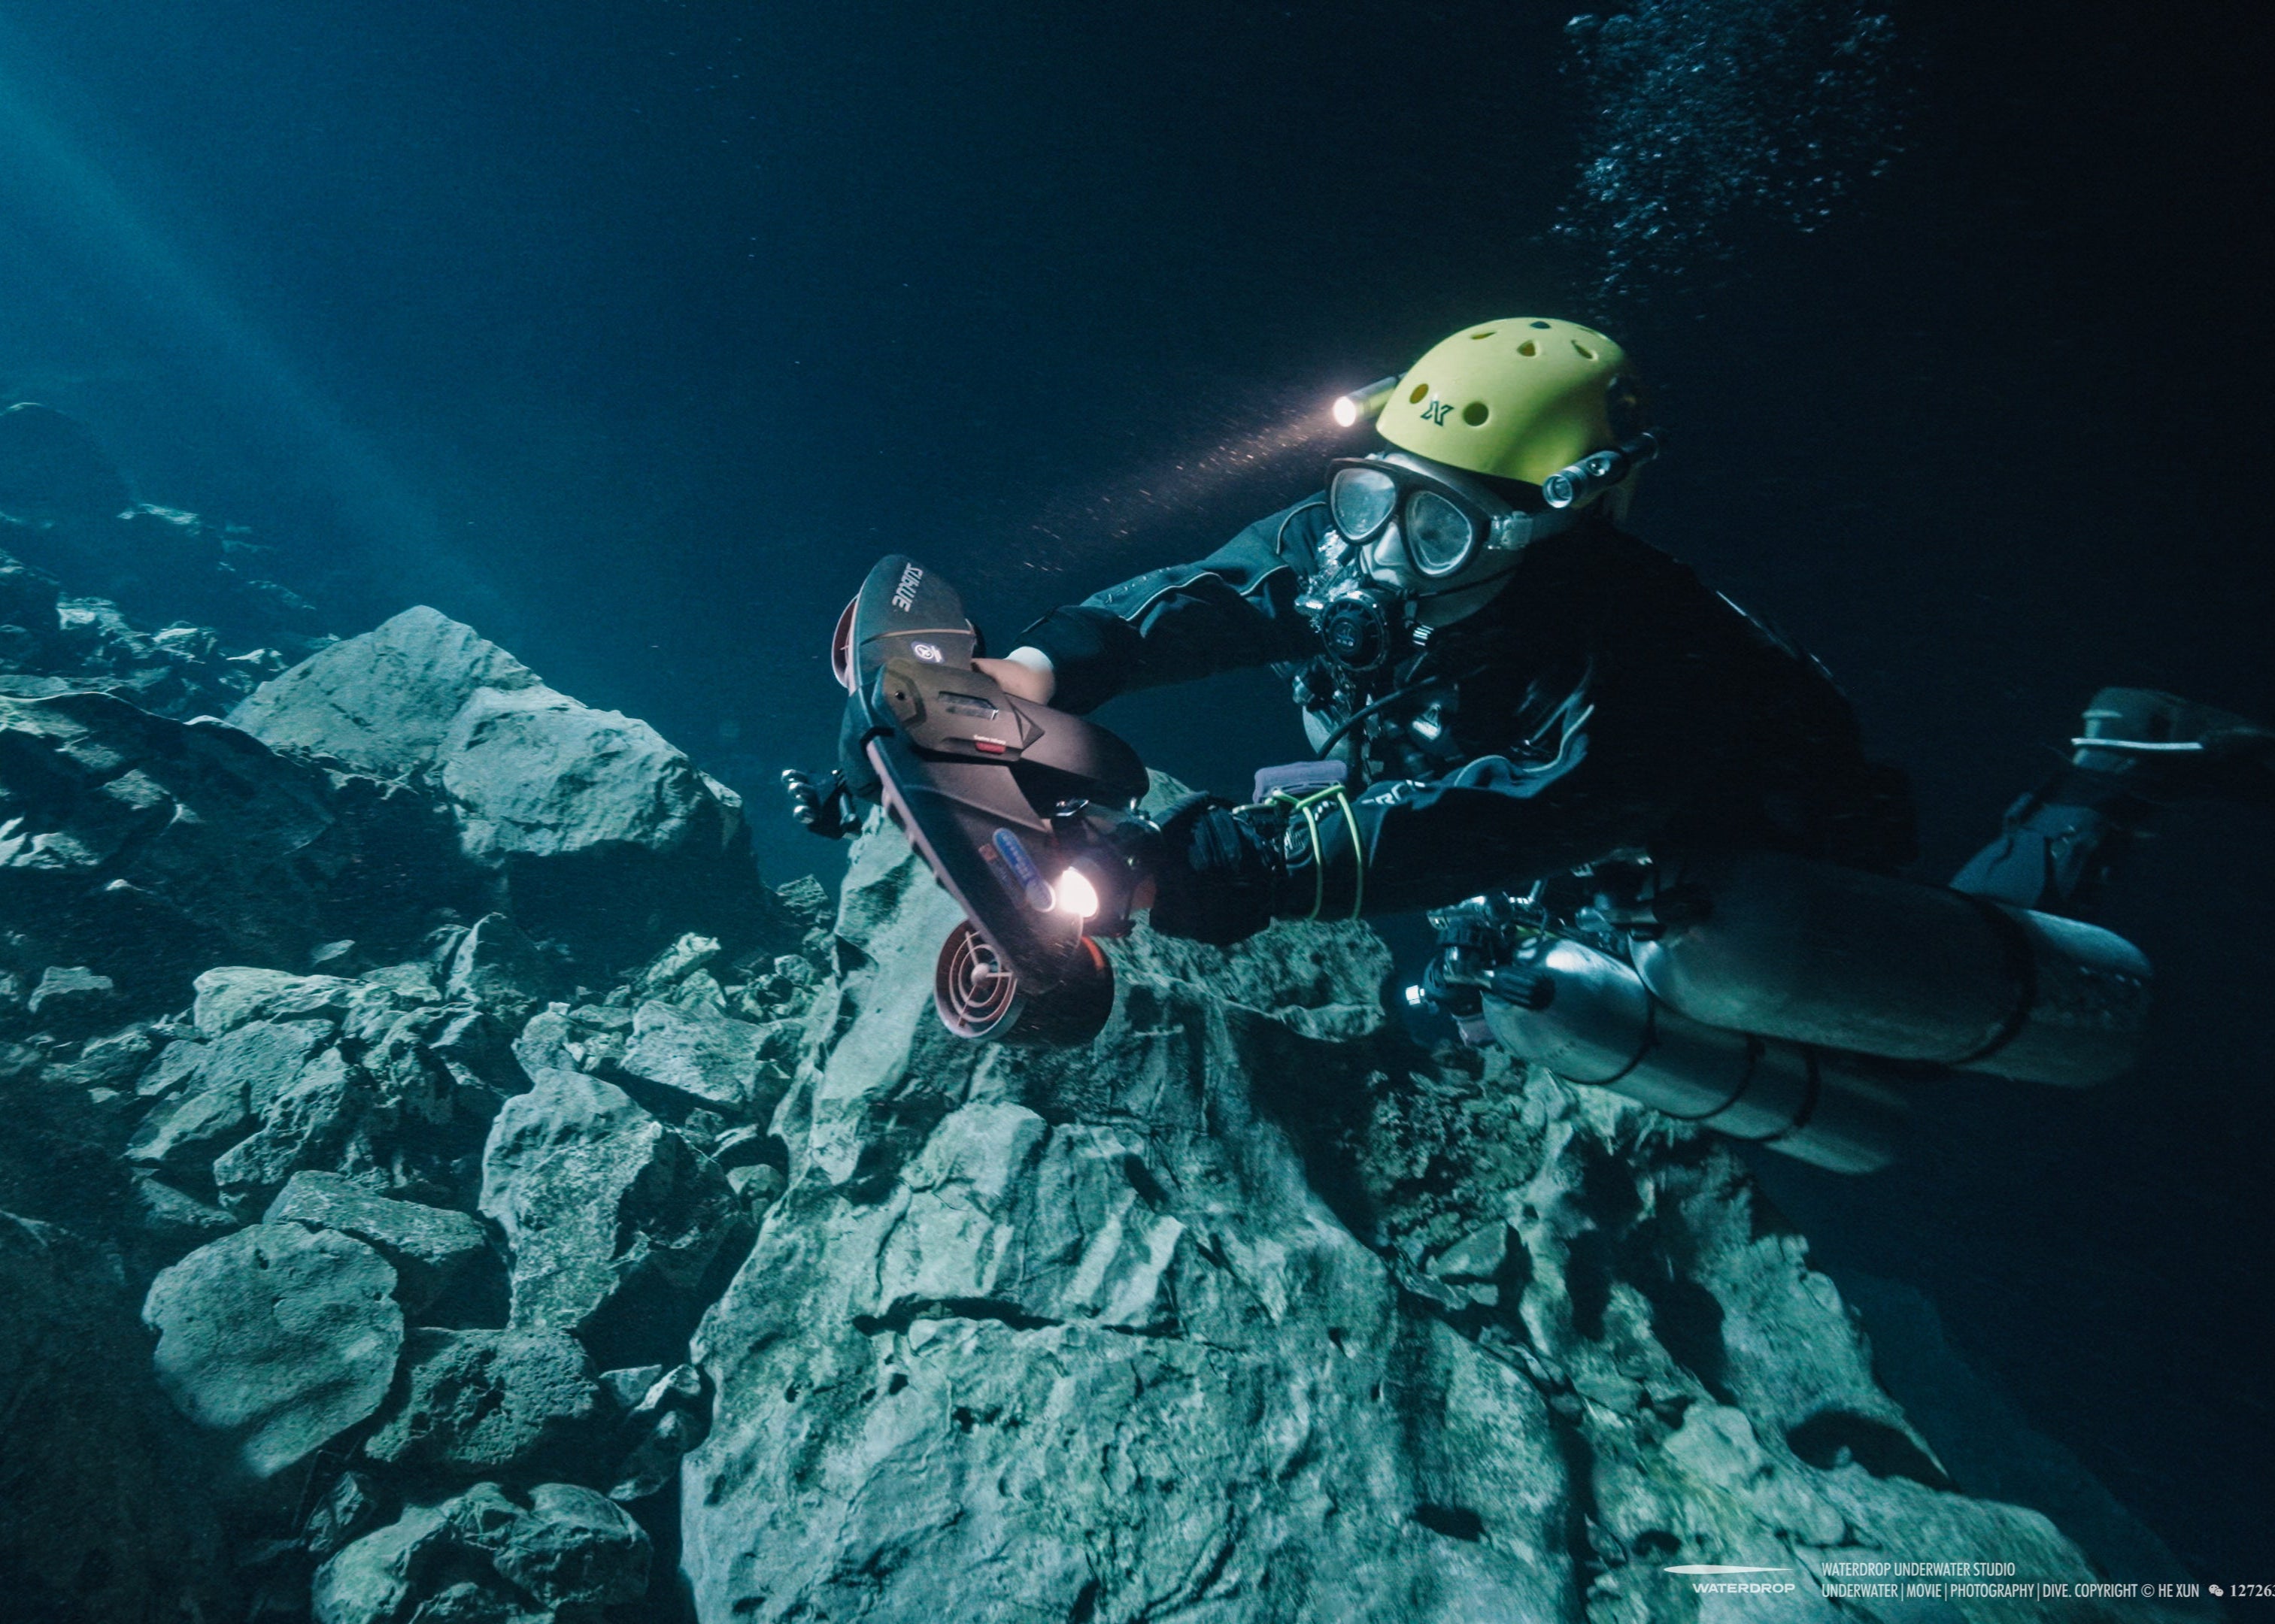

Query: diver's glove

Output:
[1145, 792, 1285, 946]
[782, 768, 857, 840]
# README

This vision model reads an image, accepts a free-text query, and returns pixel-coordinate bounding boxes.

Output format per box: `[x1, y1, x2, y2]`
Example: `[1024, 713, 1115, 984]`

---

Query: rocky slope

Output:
[0, 408, 2210, 1622]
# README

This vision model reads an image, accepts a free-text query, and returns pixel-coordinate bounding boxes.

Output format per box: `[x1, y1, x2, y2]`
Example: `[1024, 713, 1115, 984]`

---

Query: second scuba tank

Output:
[1630, 852, 2152, 1087]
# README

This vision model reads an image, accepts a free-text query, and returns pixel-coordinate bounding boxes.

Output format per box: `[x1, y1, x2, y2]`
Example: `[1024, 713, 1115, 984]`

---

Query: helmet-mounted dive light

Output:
[1332, 375, 1404, 428]
[1541, 431, 1663, 509]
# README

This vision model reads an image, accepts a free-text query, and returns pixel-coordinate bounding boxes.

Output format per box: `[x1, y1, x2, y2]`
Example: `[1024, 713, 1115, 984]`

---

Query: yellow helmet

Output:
[1374, 318, 1641, 488]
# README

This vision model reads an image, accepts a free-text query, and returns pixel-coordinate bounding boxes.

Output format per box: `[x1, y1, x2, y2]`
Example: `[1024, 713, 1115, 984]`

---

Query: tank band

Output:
[1747, 1049, 1825, 1146]
[1654, 1031, 1767, 1123]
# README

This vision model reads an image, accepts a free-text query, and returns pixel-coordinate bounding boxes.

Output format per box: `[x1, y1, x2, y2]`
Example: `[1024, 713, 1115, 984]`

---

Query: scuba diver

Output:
[791, 318, 2274, 1172]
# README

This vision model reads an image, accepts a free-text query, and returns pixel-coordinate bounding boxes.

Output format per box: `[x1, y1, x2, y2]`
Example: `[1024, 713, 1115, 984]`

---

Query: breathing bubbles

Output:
[1557, 0, 1910, 298]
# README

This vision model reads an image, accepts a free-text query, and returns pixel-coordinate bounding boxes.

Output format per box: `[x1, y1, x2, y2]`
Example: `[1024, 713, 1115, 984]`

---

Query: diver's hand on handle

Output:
[782, 768, 856, 840]
[973, 647, 1056, 704]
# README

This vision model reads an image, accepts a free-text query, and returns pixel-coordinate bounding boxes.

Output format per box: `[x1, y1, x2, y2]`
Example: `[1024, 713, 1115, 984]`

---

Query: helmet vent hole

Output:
[1461, 401, 1490, 426]
[1469, 329, 1495, 340]
[1572, 341, 1597, 360]
[1517, 341, 1538, 357]
[1529, 320, 1552, 329]
[1407, 382, 1430, 404]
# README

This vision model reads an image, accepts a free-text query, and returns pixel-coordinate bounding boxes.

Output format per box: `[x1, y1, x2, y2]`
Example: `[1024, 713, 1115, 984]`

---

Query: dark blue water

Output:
[3, 0, 2269, 1584]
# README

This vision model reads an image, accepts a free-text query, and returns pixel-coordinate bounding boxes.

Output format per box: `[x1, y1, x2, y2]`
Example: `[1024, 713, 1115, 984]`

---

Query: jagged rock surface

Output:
[0, 453, 820, 1622]
[681, 825, 2197, 1624]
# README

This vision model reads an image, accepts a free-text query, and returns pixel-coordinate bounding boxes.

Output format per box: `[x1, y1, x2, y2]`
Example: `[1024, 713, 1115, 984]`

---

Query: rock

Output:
[632, 930, 720, 995]
[309, 1501, 454, 1624]
[478, 1068, 748, 1368]
[438, 684, 732, 863]
[364, 1328, 599, 1478]
[620, 997, 785, 1117]
[142, 1223, 405, 1478]
[126, 1017, 341, 1184]
[608, 1405, 705, 1501]
[772, 874, 833, 931]
[311, 1482, 648, 1624]
[193, 966, 356, 1035]
[27, 963, 115, 1025]
[604, 1362, 710, 1501]
[678, 820, 2183, 1624]
[444, 913, 556, 1016]
[124, 1077, 259, 1177]
[597, 1364, 665, 1411]
[726, 1162, 784, 1214]
[226, 605, 541, 782]
[304, 1469, 389, 1561]
[129, 1171, 242, 1251]
[0, 1211, 231, 1622]
[212, 1048, 377, 1216]
[59, 1023, 161, 1089]
[266, 1171, 493, 1315]
[453, 1482, 649, 1610]
[153, 1017, 338, 1110]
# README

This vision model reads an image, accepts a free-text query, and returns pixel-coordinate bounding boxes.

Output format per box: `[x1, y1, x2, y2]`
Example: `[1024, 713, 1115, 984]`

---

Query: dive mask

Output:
[1326, 455, 1555, 580]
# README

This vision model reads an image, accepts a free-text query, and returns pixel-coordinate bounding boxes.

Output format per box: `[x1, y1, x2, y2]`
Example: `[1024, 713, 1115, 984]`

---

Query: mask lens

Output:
[1330, 466, 1398, 541]
[1405, 491, 1478, 576]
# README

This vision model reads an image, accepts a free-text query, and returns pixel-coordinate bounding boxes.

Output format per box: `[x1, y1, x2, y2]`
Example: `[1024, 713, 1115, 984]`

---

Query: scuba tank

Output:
[1416, 852, 2153, 1174]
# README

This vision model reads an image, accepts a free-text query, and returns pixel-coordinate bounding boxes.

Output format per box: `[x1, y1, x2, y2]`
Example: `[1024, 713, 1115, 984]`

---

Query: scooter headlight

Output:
[1052, 867, 1100, 921]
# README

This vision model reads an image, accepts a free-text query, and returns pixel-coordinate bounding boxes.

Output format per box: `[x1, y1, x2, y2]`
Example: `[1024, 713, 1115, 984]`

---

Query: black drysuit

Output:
[1018, 497, 1913, 920]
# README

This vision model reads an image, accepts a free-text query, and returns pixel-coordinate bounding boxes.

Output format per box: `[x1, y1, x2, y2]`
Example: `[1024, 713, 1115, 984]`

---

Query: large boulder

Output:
[478, 1068, 749, 1368]
[142, 1223, 405, 1479]
[229, 607, 765, 961]
[226, 605, 540, 780]
[679, 822, 2192, 1624]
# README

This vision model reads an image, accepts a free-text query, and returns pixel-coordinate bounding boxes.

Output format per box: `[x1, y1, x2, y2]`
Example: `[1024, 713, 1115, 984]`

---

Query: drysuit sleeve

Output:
[1015, 499, 1330, 714]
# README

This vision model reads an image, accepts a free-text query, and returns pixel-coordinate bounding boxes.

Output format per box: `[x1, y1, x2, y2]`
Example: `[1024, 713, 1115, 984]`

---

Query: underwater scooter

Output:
[787, 553, 1155, 1044]
[788, 555, 2155, 1174]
